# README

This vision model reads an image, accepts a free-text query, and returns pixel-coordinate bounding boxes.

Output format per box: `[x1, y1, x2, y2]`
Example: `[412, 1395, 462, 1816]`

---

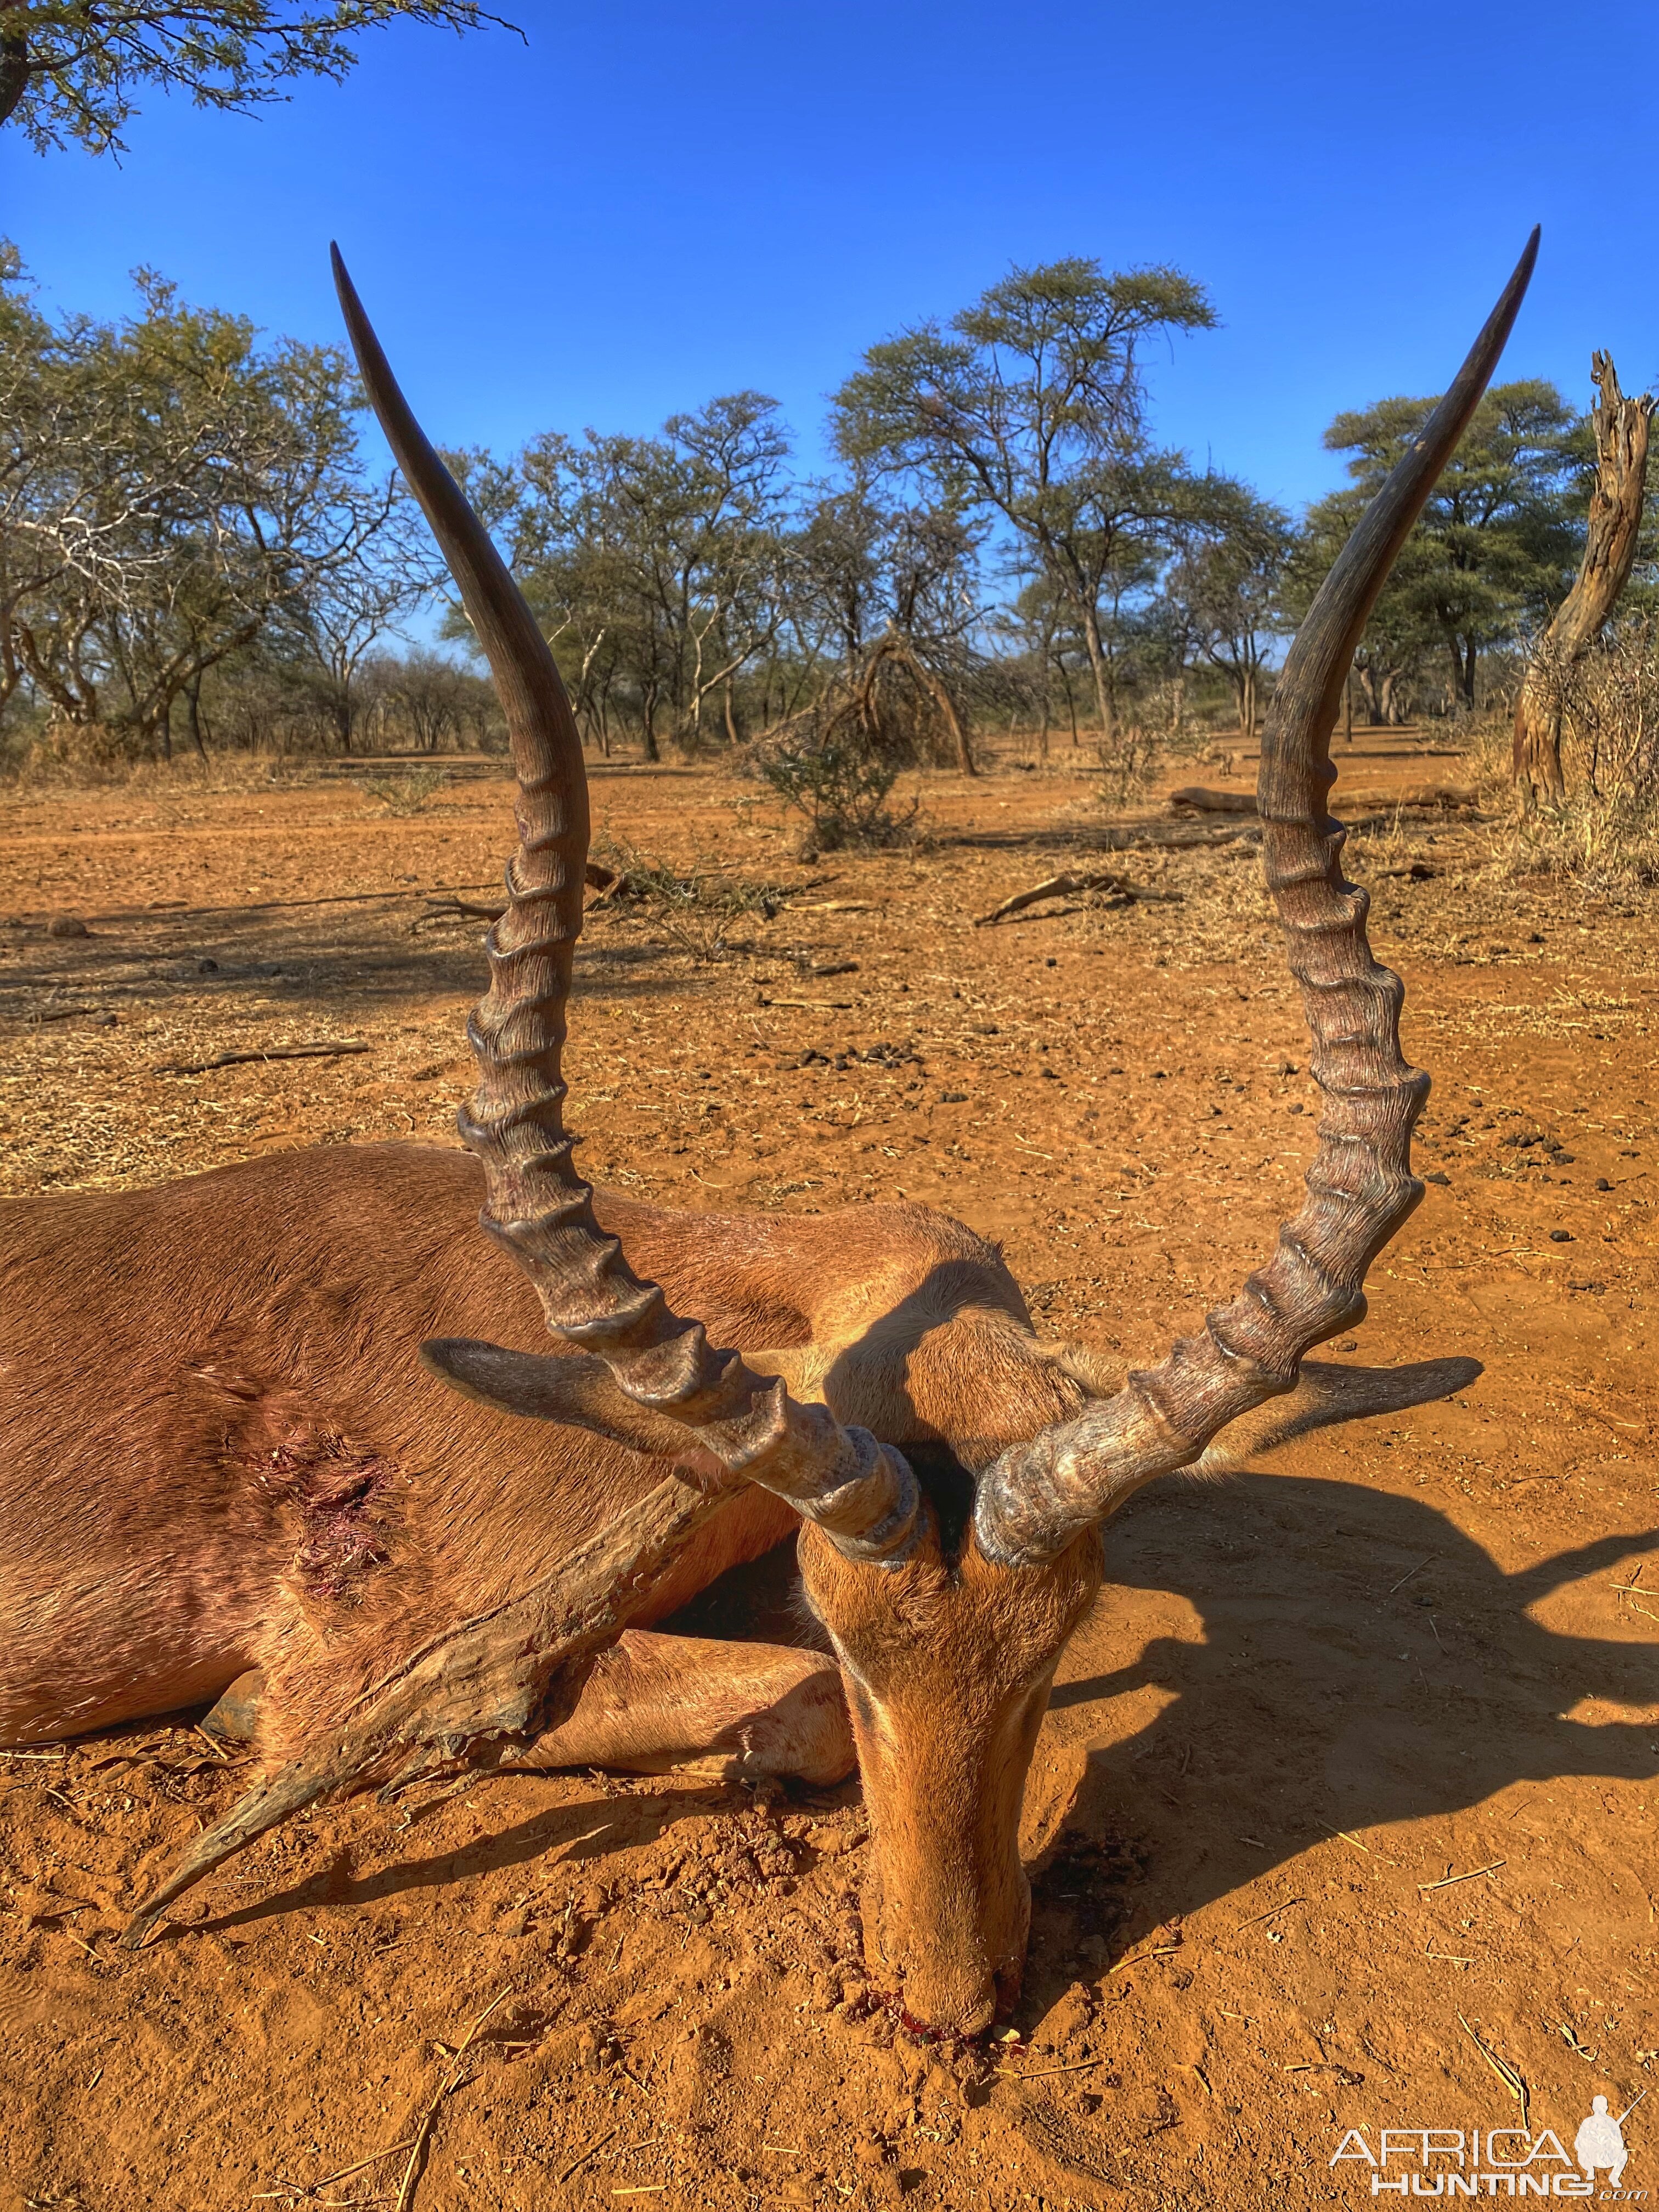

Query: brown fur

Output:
[0, 1138, 1104, 2027]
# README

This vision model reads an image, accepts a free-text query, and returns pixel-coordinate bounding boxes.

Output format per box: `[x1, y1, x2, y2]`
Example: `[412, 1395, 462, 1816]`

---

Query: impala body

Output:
[0, 235, 1538, 2033]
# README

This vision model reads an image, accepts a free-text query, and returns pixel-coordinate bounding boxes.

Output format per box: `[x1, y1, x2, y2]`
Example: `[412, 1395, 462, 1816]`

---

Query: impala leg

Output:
[199, 1632, 855, 1786]
[512, 1629, 854, 1785]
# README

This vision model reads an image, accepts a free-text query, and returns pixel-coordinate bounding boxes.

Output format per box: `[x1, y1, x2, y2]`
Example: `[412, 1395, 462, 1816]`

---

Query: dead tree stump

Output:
[1513, 352, 1655, 811]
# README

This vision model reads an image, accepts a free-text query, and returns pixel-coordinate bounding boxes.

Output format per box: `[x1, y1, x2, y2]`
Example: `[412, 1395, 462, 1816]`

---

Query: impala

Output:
[0, 233, 1537, 2034]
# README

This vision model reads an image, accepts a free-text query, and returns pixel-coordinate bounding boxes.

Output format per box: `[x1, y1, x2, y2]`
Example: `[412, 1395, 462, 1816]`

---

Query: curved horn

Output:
[330, 246, 918, 1565]
[975, 229, 1540, 1570]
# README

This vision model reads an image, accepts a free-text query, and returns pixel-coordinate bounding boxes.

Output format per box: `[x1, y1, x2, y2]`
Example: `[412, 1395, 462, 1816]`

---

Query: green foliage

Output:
[467, 393, 794, 761]
[361, 763, 445, 812]
[1160, 487, 1294, 736]
[748, 703, 917, 852]
[0, 246, 441, 764]
[0, 1, 515, 155]
[831, 257, 1221, 763]
[1285, 381, 1588, 714]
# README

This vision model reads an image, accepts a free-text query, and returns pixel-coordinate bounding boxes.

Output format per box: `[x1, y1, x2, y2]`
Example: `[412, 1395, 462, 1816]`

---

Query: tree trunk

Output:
[1455, 637, 1477, 712]
[1079, 604, 1114, 744]
[186, 674, 209, 763]
[0, 34, 28, 129]
[1515, 351, 1656, 811]
[893, 634, 975, 776]
[723, 675, 740, 749]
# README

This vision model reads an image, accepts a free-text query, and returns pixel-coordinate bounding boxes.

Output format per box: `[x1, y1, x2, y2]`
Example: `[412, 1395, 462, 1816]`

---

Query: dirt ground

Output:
[1, 737, 1655, 2211]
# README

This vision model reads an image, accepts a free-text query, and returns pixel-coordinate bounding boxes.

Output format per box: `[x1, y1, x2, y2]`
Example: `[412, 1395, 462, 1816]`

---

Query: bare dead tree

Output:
[1513, 353, 1656, 811]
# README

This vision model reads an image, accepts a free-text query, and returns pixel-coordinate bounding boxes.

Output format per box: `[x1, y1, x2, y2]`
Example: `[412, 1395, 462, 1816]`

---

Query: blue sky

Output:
[4, 0, 1656, 516]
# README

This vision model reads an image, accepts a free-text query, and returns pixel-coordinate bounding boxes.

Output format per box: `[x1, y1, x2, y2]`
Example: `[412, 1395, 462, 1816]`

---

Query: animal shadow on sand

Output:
[1023, 1358, 1657, 2017]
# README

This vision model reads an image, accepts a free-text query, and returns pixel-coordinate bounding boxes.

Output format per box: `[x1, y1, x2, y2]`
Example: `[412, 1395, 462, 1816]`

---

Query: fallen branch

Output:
[396, 1989, 515, 2212]
[422, 860, 637, 929]
[154, 1042, 372, 1076]
[77, 882, 501, 928]
[120, 1455, 734, 1949]
[1169, 785, 1257, 815]
[975, 871, 1183, 927]
[1169, 782, 1475, 821]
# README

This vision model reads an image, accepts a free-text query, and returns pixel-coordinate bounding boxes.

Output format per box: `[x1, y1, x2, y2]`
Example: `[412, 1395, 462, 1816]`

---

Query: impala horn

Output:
[330, 245, 919, 1567]
[974, 229, 1540, 1568]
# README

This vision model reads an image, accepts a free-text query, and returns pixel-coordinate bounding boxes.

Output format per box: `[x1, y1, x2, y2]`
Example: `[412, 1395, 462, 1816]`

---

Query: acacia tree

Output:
[500, 398, 794, 760]
[0, 258, 420, 757]
[295, 480, 443, 751]
[0, 0, 514, 154]
[789, 485, 984, 774]
[1318, 380, 1585, 712]
[830, 257, 1217, 752]
[1161, 489, 1293, 737]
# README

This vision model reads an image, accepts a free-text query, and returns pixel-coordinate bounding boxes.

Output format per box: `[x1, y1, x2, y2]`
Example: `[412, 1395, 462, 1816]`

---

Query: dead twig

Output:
[1229, 1896, 1305, 1936]
[78, 882, 500, 928]
[1418, 1859, 1505, 1893]
[1108, 1940, 1181, 1973]
[995, 2057, 1103, 2080]
[1458, 2015, 1529, 2130]
[394, 1988, 514, 2212]
[975, 870, 1183, 927]
[154, 1042, 371, 1077]
[556, 2124, 622, 2186]
[253, 2136, 417, 2202]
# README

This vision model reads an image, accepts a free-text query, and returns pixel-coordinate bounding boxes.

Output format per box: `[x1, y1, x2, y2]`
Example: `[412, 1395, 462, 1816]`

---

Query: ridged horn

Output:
[330, 245, 918, 1564]
[974, 229, 1539, 1568]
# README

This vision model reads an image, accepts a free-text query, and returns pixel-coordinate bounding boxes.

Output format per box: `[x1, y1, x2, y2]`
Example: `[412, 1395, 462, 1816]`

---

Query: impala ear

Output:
[1034, 1340, 1124, 1398]
[420, 1338, 726, 1479]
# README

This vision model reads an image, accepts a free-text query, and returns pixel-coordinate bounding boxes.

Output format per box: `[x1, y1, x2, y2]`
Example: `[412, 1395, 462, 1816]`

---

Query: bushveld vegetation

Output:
[3, 244, 1655, 864]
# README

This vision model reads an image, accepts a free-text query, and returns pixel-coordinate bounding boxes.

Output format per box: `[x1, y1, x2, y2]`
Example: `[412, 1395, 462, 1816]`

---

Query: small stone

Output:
[1424, 1171, 1450, 1186]
[1333, 1338, 1358, 1353]
[1596, 1177, 1614, 1192]
[1549, 1229, 1573, 1243]
[854, 2137, 889, 2169]
[46, 915, 88, 938]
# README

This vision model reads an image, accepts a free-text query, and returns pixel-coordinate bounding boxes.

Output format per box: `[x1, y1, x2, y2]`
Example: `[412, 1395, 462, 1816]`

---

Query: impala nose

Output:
[898, 1957, 998, 2039]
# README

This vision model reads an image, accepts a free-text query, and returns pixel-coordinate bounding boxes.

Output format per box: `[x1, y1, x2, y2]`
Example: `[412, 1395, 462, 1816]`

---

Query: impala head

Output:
[331, 234, 1538, 2035]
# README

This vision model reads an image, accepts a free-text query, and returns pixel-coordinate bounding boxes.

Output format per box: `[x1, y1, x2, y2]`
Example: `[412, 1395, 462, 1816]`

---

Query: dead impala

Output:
[0, 234, 1537, 2034]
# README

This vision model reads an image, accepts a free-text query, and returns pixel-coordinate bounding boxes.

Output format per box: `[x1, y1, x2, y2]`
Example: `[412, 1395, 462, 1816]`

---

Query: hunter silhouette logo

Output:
[1331, 2094, 1646, 2196]
[1575, 2097, 1639, 2191]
